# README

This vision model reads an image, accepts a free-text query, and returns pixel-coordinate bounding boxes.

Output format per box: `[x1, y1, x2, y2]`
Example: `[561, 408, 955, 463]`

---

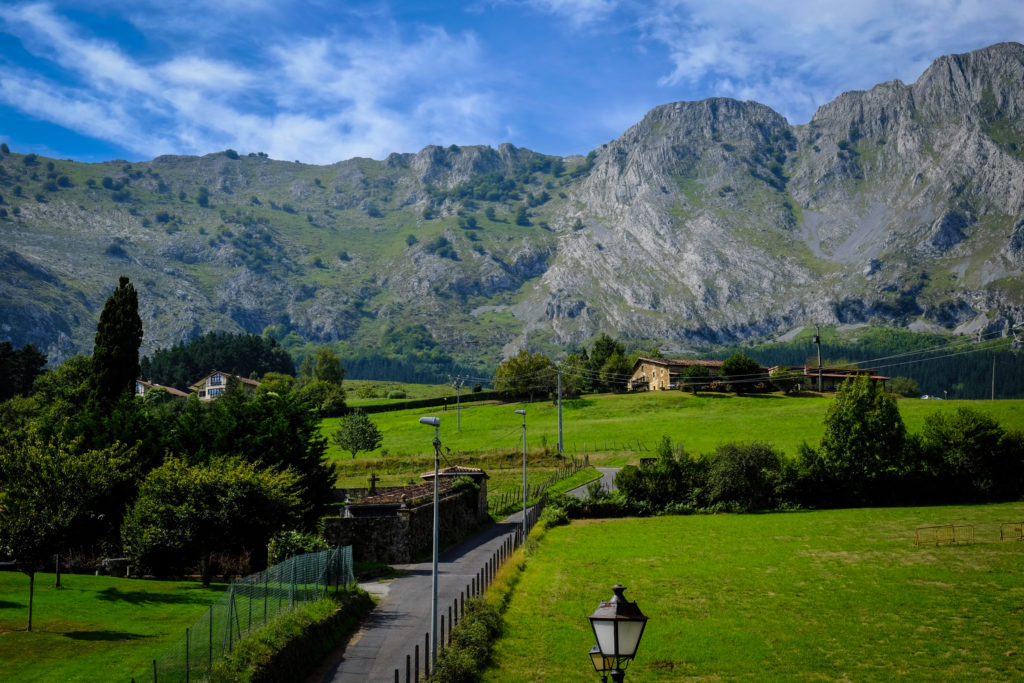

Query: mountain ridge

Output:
[3, 42, 1024, 367]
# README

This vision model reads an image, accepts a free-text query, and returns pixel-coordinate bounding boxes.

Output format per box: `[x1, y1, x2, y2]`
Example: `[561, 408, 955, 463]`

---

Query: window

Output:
[210, 373, 224, 386]
[209, 388, 223, 398]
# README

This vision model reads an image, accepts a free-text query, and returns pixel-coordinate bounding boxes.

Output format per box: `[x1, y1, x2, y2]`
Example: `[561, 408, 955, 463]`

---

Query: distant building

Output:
[628, 357, 725, 391]
[188, 370, 260, 401]
[772, 366, 889, 392]
[134, 379, 189, 398]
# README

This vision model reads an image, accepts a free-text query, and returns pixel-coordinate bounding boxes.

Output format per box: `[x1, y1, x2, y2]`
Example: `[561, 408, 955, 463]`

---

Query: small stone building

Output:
[325, 466, 490, 564]
[628, 357, 724, 391]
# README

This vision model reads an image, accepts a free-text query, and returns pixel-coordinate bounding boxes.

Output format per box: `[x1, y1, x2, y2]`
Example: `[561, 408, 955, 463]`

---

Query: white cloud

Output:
[0, 3, 505, 162]
[635, 0, 1024, 122]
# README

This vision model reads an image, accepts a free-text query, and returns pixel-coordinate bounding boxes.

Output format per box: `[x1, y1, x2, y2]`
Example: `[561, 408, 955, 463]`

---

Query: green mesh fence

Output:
[135, 546, 354, 683]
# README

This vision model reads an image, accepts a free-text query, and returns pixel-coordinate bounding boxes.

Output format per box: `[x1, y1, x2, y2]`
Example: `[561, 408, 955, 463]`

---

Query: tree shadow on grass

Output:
[97, 585, 224, 606]
[65, 630, 152, 641]
[0, 600, 25, 609]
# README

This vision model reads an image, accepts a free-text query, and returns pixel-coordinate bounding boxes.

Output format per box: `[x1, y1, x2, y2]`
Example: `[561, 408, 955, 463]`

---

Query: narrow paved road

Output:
[566, 467, 620, 498]
[317, 512, 527, 683]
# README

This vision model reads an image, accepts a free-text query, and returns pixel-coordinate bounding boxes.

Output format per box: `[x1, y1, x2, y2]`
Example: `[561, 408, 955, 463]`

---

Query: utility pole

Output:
[992, 356, 996, 401]
[814, 325, 823, 392]
[449, 375, 465, 431]
[557, 367, 563, 454]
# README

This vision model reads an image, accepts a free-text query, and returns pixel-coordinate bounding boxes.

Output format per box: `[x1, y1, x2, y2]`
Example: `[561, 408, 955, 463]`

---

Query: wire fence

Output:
[395, 493, 548, 681]
[135, 546, 355, 683]
[488, 458, 588, 516]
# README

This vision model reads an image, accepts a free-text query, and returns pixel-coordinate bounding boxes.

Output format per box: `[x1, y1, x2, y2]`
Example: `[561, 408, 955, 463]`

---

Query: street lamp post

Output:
[588, 585, 648, 683]
[419, 416, 441, 672]
[515, 409, 526, 539]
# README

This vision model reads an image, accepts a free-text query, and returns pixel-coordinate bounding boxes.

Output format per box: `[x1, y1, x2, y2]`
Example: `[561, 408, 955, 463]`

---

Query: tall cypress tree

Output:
[89, 276, 143, 408]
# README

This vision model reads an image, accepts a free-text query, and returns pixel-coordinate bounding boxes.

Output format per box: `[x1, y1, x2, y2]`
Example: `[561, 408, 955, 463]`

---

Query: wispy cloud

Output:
[635, 0, 1024, 123]
[0, 2, 502, 162]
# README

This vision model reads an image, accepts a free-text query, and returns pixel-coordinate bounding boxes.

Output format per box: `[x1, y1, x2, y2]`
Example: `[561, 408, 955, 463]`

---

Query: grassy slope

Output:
[322, 391, 1024, 462]
[487, 503, 1024, 681]
[0, 572, 224, 683]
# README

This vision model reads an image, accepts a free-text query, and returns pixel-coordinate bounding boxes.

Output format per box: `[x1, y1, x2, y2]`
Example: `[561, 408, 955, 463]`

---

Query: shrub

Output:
[211, 590, 373, 683]
[387, 389, 407, 399]
[706, 442, 785, 512]
[267, 530, 329, 565]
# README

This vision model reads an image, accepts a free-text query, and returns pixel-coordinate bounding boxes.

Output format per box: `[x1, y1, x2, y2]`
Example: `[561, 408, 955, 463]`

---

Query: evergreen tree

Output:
[89, 277, 143, 408]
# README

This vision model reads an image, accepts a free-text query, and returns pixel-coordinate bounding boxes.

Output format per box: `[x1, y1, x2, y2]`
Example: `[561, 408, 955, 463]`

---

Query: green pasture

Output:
[323, 391, 1024, 463]
[0, 572, 224, 682]
[487, 503, 1024, 681]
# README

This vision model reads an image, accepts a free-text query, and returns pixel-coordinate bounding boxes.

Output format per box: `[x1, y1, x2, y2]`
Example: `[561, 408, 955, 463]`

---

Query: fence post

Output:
[424, 632, 430, 677]
[208, 605, 213, 672]
[414, 644, 419, 682]
[153, 659, 157, 683]
[407, 653, 411, 683]
[440, 614, 445, 651]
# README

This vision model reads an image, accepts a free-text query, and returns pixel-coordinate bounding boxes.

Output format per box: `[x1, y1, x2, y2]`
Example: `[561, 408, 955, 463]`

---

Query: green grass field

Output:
[0, 572, 224, 682]
[323, 392, 1024, 463]
[486, 503, 1024, 681]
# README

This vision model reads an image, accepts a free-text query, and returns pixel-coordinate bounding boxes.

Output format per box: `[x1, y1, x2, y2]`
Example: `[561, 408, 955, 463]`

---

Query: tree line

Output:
[547, 375, 1024, 522]
[0, 278, 342, 630]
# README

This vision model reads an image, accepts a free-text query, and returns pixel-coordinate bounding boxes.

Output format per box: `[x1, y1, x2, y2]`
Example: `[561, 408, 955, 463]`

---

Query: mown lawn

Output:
[486, 503, 1024, 681]
[321, 392, 1024, 462]
[0, 572, 224, 683]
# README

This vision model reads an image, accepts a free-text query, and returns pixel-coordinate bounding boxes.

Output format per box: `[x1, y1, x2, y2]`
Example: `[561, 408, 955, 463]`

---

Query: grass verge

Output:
[211, 588, 373, 682]
[484, 502, 1024, 681]
[0, 571, 224, 683]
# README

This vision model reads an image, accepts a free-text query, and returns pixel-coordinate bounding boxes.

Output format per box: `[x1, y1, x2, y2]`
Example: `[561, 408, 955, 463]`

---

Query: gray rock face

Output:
[3, 43, 1024, 365]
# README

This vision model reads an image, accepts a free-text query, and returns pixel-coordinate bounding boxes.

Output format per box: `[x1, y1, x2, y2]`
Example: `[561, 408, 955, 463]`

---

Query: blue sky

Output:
[1, 0, 1022, 164]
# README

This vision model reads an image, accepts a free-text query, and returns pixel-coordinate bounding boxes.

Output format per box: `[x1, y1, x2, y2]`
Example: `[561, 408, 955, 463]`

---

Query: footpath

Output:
[316, 468, 618, 682]
[315, 511, 525, 683]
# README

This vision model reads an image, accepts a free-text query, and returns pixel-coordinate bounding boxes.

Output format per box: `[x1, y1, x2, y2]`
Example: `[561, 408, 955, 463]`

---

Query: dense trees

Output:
[0, 433, 129, 629]
[121, 458, 302, 583]
[720, 352, 763, 394]
[0, 342, 47, 400]
[141, 331, 295, 390]
[494, 350, 556, 401]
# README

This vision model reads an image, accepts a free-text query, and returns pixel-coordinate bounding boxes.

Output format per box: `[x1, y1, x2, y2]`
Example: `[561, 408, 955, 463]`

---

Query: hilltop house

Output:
[188, 370, 261, 401]
[134, 379, 190, 398]
[628, 357, 725, 391]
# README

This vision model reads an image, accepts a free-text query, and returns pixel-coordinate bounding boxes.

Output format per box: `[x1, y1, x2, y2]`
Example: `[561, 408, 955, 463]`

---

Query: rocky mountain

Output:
[3, 42, 1024, 368]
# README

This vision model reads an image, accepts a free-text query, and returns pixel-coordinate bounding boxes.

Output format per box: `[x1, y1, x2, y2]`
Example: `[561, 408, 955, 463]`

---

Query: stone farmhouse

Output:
[628, 357, 725, 391]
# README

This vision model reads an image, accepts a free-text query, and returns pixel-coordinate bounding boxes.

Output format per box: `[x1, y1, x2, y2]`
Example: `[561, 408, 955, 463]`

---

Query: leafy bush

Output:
[211, 590, 373, 683]
[432, 597, 502, 683]
[267, 530, 329, 565]
[706, 442, 785, 512]
[387, 389, 407, 399]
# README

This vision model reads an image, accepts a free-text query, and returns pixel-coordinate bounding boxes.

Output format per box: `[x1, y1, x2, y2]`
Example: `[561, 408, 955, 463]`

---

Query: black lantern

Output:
[588, 585, 647, 682]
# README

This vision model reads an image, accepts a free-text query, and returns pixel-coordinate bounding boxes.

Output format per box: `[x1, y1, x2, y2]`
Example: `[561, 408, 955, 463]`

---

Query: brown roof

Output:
[188, 370, 262, 391]
[420, 465, 488, 480]
[136, 380, 190, 397]
[632, 357, 725, 370]
[348, 479, 454, 506]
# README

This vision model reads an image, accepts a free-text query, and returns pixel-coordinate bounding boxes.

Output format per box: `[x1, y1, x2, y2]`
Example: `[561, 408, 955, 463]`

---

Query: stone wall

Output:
[324, 486, 489, 564]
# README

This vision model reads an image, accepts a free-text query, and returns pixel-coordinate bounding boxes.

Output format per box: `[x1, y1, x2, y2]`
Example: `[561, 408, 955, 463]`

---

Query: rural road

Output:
[316, 468, 619, 682]
[566, 467, 620, 498]
[316, 512, 526, 683]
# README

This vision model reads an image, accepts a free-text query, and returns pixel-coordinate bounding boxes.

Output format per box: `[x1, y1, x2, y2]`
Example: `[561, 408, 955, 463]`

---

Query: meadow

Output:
[0, 572, 224, 682]
[486, 503, 1024, 681]
[324, 391, 1024, 465]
